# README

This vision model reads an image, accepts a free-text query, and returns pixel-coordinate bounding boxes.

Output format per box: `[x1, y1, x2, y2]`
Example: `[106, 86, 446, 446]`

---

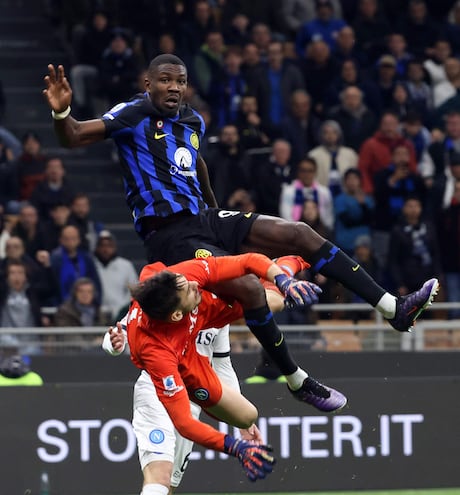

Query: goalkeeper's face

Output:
[175, 275, 202, 314]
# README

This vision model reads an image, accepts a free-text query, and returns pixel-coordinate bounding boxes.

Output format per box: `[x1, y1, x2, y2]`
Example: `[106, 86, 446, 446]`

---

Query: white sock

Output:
[141, 483, 169, 495]
[285, 368, 308, 391]
[376, 293, 397, 319]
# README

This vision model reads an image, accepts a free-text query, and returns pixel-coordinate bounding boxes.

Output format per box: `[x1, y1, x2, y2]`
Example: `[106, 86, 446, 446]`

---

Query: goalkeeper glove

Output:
[274, 273, 322, 308]
[223, 435, 275, 482]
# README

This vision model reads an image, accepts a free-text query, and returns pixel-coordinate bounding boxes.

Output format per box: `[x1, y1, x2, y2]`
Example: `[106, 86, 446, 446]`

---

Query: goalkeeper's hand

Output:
[223, 435, 275, 482]
[274, 273, 322, 308]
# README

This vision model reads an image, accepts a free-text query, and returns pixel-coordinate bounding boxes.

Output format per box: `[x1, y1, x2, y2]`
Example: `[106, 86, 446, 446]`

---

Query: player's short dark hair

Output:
[130, 271, 181, 320]
[148, 54, 186, 74]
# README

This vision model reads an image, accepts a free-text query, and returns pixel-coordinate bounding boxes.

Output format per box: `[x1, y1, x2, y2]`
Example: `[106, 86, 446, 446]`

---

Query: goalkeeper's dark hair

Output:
[147, 54, 186, 76]
[130, 271, 181, 320]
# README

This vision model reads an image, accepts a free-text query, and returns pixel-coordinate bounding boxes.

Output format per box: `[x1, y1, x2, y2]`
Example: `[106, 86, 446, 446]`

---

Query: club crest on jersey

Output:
[194, 388, 209, 401]
[174, 147, 192, 168]
[162, 375, 184, 397]
[149, 429, 165, 444]
[156, 120, 164, 129]
[195, 248, 212, 258]
[190, 132, 199, 150]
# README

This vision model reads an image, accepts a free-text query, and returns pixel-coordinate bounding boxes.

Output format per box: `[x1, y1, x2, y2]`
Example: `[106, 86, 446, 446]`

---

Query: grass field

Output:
[180, 490, 460, 495]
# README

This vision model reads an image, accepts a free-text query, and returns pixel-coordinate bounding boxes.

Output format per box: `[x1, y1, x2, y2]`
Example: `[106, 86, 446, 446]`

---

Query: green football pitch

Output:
[179, 490, 460, 495]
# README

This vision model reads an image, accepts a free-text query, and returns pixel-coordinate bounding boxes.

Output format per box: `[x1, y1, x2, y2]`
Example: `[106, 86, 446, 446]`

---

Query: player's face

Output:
[175, 275, 202, 313]
[146, 64, 187, 117]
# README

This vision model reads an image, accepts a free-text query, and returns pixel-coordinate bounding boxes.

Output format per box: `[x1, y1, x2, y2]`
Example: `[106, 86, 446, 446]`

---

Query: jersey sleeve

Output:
[101, 96, 145, 138]
[140, 339, 226, 452]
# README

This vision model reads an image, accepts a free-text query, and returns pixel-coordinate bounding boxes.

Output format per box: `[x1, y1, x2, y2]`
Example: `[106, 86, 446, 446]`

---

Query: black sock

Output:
[310, 241, 386, 307]
[244, 305, 297, 376]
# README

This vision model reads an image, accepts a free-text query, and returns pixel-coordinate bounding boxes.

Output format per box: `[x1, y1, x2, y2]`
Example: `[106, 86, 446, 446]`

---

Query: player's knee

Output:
[143, 460, 173, 487]
[290, 221, 325, 252]
[238, 274, 266, 306]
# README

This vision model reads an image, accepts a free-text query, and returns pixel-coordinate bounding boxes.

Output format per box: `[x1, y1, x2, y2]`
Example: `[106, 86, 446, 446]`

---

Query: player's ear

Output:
[170, 309, 184, 322]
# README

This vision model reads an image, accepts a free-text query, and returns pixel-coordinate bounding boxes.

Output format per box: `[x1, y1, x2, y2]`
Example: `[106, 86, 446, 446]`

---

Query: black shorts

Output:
[144, 208, 259, 264]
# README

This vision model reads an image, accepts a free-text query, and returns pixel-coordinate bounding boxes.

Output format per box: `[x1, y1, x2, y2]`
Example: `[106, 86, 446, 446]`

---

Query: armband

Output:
[51, 106, 71, 120]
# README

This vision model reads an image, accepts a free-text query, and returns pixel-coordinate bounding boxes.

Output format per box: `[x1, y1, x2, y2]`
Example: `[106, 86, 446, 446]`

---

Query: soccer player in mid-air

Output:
[44, 56, 438, 408]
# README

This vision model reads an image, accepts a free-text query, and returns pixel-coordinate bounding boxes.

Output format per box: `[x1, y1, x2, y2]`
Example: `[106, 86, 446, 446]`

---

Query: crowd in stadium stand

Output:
[1, 0, 460, 350]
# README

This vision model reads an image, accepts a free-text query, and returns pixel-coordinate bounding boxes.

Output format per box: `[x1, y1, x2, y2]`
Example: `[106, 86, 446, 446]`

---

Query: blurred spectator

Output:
[0, 126, 21, 160]
[282, 89, 321, 164]
[281, 0, 343, 41]
[398, 0, 440, 58]
[387, 196, 441, 294]
[0, 355, 43, 386]
[98, 28, 140, 108]
[295, 0, 346, 56]
[50, 225, 101, 305]
[0, 261, 48, 355]
[0, 206, 10, 258]
[236, 94, 272, 150]
[424, 39, 452, 87]
[206, 125, 252, 207]
[385, 32, 413, 78]
[446, 1, 460, 56]
[53, 277, 110, 350]
[372, 144, 426, 268]
[11, 204, 46, 258]
[433, 57, 460, 108]
[240, 43, 262, 85]
[328, 85, 378, 151]
[69, 10, 113, 118]
[223, 12, 251, 47]
[250, 40, 305, 129]
[404, 59, 433, 120]
[308, 120, 358, 196]
[253, 139, 294, 216]
[211, 47, 247, 127]
[0, 136, 18, 214]
[324, 59, 382, 115]
[178, 0, 216, 60]
[435, 158, 460, 317]
[0, 236, 56, 306]
[193, 31, 226, 101]
[226, 188, 257, 213]
[93, 230, 138, 320]
[67, 193, 104, 252]
[156, 32, 177, 56]
[428, 110, 460, 180]
[41, 202, 71, 253]
[334, 168, 374, 256]
[358, 111, 417, 194]
[333, 26, 367, 68]
[352, 0, 390, 62]
[301, 40, 338, 115]
[280, 157, 334, 230]
[0, 79, 4, 123]
[401, 111, 435, 182]
[389, 82, 418, 122]
[250, 23, 272, 63]
[30, 157, 75, 221]
[374, 54, 400, 110]
[15, 132, 47, 203]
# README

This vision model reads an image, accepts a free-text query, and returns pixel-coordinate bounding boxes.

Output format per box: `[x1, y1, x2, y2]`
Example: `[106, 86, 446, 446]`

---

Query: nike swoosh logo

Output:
[274, 335, 284, 347]
[154, 132, 168, 140]
[352, 264, 360, 272]
[244, 212, 252, 218]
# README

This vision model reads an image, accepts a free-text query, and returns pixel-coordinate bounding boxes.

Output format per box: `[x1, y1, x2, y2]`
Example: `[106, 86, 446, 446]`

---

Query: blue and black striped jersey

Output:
[102, 94, 207, 236]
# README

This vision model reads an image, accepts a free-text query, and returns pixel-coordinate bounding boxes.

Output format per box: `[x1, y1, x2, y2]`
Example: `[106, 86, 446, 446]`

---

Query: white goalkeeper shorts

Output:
[132, 370, 201, 487]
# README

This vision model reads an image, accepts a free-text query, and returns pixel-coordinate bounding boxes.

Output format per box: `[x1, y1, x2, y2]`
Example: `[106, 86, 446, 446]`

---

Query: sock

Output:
[275, 255, 310, 276]
[376, 293, 397, 319]
[141, 483, 169, 495]
[310, 241, 386, 307]
[244, 305, 297, 375]
[285, 368, 308, 391]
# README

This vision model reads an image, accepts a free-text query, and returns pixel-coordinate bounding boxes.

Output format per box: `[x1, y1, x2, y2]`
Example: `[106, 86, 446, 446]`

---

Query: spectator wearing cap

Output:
[0, 355, 43, 386]
[93, 230, 138, 320]
[358, 111, 417, 194]
[333, 168, 374, 256]
[98, 27, 140, 107]
[296, 0, 347, 56]
[374, 54, 400, 111]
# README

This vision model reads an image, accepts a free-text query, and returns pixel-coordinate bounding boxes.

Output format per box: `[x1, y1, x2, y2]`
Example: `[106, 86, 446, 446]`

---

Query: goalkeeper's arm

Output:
[102, 315, 128, 356]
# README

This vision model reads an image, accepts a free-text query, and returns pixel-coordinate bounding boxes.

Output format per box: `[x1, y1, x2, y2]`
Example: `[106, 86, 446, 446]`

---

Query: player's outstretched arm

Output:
[102, 320, 128, 356]
[43, 64, 106, 148]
